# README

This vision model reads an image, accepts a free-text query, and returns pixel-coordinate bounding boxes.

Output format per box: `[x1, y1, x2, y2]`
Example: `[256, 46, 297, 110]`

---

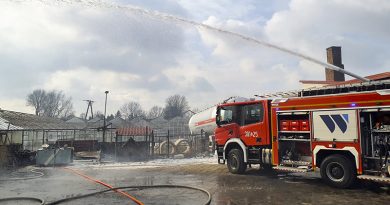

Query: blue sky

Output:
[0, 0, 389, 116]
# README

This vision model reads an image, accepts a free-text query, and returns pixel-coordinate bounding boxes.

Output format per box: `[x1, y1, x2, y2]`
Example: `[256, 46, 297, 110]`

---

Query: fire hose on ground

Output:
[0, 185, 211, 205]
[0, 167, 212, 205]
[0, 167, 44, 181]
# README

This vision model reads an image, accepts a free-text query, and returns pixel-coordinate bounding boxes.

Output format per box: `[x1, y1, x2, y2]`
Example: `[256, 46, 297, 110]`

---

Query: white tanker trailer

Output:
[188, 106, 217, 135]
[188, 97, 249, 135]
[188, 98, 249, 154]
[188, 106, 218, 154]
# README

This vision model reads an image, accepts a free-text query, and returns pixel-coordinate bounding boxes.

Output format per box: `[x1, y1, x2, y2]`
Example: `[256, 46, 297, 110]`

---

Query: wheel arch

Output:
[223, 138, 247, 163]
[313, 146, 358, 169]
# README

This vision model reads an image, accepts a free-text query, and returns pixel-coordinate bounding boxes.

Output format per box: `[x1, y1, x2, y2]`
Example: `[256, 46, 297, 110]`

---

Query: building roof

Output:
[0, 117, 22, 130]
[0, 109, 77, 130]
[332, 72, 390, 85]
[129, 118, 150, 127]
[116, 126, 152, 136]
[88, 117, 102, 123]
[65, 116, 106, 129]
[108, 117, 131, 128]
[66, 117, 87, 129]
[87, 118, 104, 129]
[299, 80, 336, 84]
[66, 117, 86, 124]
[300, 72, 390, 86]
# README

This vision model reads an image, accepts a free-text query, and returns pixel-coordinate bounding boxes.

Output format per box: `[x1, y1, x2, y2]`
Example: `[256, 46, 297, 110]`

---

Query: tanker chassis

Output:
[214, 81, 390, 188]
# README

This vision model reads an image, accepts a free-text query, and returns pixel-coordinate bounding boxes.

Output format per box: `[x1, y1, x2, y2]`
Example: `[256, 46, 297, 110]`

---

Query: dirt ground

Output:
[0, 159, 389, 205]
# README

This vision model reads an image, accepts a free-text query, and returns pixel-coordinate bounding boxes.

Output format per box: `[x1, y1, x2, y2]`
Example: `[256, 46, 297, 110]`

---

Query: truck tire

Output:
[320, 154, 356, 188]
[227, 149, 246, 174]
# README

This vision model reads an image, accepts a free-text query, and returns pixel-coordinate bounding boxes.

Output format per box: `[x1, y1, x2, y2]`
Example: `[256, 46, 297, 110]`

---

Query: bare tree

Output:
[163, 94, 189, 120]
[146, 106, 164, 120]
[120, 101, 145, 120]
[26, 89, 74, 118]
[26, 89, 46, 116]
[106, 114, 115, 121]
[93, 111, 105, 120]
[91, 111, 113, 121]
[115, 110, 122, 118]
[43, 91, 74, 118]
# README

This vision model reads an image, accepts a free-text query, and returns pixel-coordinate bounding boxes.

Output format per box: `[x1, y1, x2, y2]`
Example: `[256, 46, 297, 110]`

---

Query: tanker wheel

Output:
[227, 149, 246, 174]
[320, 154, 356, 188]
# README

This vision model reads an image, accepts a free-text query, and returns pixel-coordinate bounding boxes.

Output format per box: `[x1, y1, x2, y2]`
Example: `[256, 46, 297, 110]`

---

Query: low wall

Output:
[57, 140, 99, 152]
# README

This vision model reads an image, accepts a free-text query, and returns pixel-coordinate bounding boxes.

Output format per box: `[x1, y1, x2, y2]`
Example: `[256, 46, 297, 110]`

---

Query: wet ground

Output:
[0, 158, 389, 205]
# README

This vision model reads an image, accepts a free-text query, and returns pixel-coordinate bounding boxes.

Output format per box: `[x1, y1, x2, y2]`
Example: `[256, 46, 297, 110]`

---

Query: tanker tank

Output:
[188, 106, 217, 135]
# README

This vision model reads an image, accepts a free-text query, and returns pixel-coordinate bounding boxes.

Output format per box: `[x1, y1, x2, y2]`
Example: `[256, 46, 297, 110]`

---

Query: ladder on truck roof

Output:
[300, 79, 390, 97]
[255, 80, 390, 99]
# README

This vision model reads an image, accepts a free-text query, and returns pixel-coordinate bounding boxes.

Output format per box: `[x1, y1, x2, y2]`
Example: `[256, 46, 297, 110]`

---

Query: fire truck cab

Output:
[215, 80, 390, 188]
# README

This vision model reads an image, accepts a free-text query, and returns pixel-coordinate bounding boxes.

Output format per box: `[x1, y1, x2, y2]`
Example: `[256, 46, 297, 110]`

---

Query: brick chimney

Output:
[325, 46, 345, 81]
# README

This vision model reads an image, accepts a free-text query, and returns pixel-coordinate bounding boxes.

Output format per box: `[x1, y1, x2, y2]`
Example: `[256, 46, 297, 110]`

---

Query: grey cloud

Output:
[264, 0, 390, 77]
[0, 0, 189, 98]
[53, 8, 186, 74]
[191, 77, 215, 92]
[143, 74, 175, 91]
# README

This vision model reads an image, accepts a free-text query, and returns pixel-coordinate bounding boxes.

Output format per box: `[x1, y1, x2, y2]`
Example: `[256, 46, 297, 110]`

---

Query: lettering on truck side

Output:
[245, 131, 258, 138]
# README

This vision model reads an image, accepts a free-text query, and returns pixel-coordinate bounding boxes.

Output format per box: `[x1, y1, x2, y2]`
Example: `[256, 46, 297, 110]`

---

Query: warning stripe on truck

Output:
[195, 118, 216, 126]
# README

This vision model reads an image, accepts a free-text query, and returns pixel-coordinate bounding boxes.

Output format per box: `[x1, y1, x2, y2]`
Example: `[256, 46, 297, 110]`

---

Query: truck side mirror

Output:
[216, 107, 221, 127]
[216, 116, 221, 127]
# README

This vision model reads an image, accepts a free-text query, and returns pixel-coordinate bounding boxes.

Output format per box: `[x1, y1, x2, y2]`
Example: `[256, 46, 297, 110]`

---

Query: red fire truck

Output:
[215, 80, 390, 188]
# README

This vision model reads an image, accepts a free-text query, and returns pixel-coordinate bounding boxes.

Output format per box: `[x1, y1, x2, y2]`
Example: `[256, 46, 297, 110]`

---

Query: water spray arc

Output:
[167, 18, 370, 82]
[15, 0, 370, 81]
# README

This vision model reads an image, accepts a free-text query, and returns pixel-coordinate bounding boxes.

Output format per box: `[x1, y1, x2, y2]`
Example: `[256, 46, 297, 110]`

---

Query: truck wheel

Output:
[227, 149, 246, 174]
[320, 154, 356, 188]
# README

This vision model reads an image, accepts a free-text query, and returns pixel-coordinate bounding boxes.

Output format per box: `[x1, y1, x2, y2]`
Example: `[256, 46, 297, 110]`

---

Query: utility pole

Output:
[84, 100, 95, 120]
[102, 91, 109, 144]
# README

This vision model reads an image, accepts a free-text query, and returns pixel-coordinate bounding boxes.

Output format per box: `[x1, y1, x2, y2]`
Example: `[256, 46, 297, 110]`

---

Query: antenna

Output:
[83, 100, 95, 120]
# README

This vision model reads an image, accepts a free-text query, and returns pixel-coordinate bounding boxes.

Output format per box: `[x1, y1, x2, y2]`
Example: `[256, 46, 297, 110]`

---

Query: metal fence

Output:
[152, 132, 208, 156]
[6, 126, 210, 162]
[17, 128, 117, 151]
[111, 128, 210, 161]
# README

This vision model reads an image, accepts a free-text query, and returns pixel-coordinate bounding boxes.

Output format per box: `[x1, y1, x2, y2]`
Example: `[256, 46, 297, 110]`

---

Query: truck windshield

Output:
[218, 106, 238, 125]
[218, 103, 263, 126]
